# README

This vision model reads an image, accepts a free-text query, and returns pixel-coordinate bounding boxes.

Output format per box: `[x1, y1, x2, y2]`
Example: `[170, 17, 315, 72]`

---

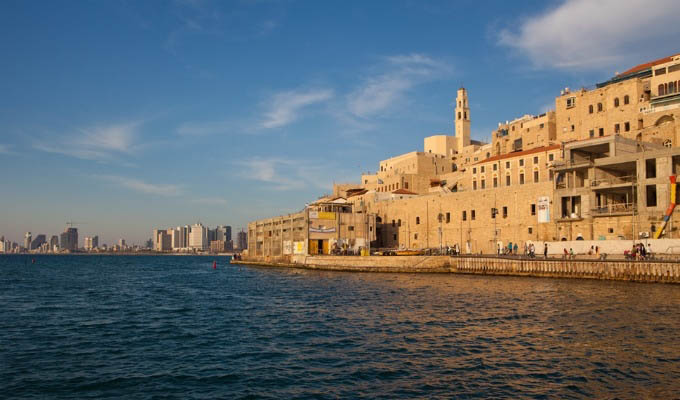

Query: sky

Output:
[1, 0, 680, 245]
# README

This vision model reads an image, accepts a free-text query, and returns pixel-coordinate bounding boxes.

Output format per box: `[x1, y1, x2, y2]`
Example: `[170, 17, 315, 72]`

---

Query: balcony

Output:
[590, 175, 635, 189]
[591, 202, 636, 217]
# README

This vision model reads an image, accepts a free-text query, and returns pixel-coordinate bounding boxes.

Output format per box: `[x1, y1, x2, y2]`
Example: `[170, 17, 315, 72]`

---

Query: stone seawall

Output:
[235, 255, 680, 283]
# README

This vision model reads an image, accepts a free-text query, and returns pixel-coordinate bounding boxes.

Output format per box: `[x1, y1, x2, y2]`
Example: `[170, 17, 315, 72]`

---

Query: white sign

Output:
[538, 196, 550, 223]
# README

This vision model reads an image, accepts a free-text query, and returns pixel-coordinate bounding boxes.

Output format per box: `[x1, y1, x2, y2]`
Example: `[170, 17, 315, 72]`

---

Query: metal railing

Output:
[591, 202, 636, 216]
[590, 175, 635, 187]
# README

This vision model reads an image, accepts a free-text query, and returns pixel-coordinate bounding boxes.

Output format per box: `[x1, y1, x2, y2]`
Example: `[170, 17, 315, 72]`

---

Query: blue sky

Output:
[1, 0, 679, 245]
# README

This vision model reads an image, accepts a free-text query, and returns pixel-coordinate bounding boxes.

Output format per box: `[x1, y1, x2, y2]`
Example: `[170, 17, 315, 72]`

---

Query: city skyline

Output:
[2, 0, 680, 244]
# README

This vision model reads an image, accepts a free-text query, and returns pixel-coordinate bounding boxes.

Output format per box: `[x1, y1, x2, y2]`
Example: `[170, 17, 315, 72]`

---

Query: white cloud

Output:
[499, 0, 680, 70]
[260, 88, 334, 129]
[347, 54, 450, 118]
[35, 122, 141, 162]
[97, 175, 182, 196]
[234, 157, 335, 191]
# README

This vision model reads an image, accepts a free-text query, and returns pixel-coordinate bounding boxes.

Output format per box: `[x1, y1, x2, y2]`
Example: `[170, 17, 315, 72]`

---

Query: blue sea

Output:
[1, 254, 679, 399]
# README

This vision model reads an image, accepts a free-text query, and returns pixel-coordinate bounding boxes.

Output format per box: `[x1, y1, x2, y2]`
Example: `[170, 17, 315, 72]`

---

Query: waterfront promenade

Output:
[235, 255, 680, 283]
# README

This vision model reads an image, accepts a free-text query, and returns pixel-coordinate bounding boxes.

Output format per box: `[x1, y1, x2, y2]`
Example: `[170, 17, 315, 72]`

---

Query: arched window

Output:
[458, 112, 461, 119]
[416, 216, 420, 225]
[597, 103, 603, 112]
[464, 111, 467, 119]
[614, 98, 619, 107]
[624, 95, 629, 105]
[659, 84, 666, 96]
[669, 81, 677, 94]
[589, 105, 593, 114]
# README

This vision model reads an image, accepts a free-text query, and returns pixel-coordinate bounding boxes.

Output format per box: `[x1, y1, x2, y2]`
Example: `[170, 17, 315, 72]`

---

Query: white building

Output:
[189, 223, 208, 250]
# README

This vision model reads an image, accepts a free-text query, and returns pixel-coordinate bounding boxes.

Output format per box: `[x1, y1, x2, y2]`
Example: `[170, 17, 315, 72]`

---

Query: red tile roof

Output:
[392, 189, 417, 195]
[618, 55, 673, 76]
[475, 145, 561, 165]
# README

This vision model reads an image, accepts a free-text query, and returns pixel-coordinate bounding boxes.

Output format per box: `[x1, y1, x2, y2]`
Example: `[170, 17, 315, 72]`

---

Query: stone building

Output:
[246, 53, 680, 256]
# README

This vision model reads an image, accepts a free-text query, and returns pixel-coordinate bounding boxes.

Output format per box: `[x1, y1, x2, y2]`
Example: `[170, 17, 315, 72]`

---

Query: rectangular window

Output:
[502, 206, 508, 218]
[506, 161, 510, 168]
[462, 211, 466, 221]
[481, 180, 486, 189]
[531, 204, 536, 216]
[566, 97, 575, 108]
[493, 177, 498, 187]
[646, 185, 657, 207]
[519, 173, 525, 184]
[473, 181, 477, 190]
[473, 167, 476, 174]
[599, 128, 604, 137]
[392, 220, 395, 227]
[624, 122, 630, 132]
[533, 156, 539, 164]
[528, 227, 533, 234]
[646, 159, 657, 179]
[446, 212, 450, 223]
[471, 210, 476, 220]
[549, 154, 554, 161]
[398, 219, 401, 227]
[393, 234, 397, 240]
[481, 166, 485, 173]
[416, 217, 420, 225]
[534, 170, 539, 182]
[519, 159, 524, 167]
[506, 175, 511, 186]
[348, 226, 354, 231]
[493, 164, 497, 171]
[638, 119, 643, 129]
[655, 67, 666, 76]
[589, 129, 594, 138]
[615, 123, 620, 133]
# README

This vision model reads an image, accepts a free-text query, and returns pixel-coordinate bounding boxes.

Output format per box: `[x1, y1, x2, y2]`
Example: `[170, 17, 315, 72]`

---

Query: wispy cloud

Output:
[0, 144, 11, 154]
[96, 175, 183, 196]
[35, 122, 142, 162]
[192, 197, 228, 206]
[233, 157, 337, 191]
[347, 53, 451, 118]
[260, 88, 334, 129]
[499, 0, 680, 70]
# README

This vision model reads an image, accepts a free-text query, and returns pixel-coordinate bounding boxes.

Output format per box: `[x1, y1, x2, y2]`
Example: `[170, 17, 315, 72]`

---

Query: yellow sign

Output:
[318, 212, 336, 220]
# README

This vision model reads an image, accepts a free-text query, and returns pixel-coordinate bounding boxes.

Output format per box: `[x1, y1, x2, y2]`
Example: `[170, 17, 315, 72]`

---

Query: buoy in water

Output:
[213, 260, 217, 269]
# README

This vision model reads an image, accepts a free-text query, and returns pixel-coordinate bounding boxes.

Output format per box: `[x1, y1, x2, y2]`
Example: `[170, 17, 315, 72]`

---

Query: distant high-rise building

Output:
[24, 232, 32, 250]
[154, 231, 171, 251]
[189, 223, 208, 250]
[84, 235, 99, 250]
[216, 225, 232, 243]
[30, 234, 46, 250]
[49, 235, 59, 249]
[118, 238, 126, 248]
[145, 238, 153, 249]
[60, 227, 78, 251]
[237, 230, 247, 250]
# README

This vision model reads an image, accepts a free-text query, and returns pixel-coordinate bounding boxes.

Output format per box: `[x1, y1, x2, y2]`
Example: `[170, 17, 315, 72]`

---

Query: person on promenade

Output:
[507, 242, 513, 256]
[563, 248, 568, 259]
[544, 243, 548, 259]
[569, 248, 574, 259]
[513, 243, 519, 255]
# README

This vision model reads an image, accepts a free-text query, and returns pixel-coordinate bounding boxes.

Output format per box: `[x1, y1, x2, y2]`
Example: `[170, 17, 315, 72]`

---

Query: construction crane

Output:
[66, 221, 86, 228]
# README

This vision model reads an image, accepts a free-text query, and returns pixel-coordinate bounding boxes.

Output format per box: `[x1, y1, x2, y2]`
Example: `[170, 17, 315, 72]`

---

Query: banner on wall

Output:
[538, 196, 550, 223]
[309, 227, 336, 233]
[293, 241, 305, 254]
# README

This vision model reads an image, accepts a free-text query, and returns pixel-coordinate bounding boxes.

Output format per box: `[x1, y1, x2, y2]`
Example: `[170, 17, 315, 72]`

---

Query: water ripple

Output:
[1, 255, 680, 398]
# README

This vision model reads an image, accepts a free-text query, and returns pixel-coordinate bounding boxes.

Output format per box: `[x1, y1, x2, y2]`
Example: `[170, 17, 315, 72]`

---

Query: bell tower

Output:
[454, 87, 471, 149]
